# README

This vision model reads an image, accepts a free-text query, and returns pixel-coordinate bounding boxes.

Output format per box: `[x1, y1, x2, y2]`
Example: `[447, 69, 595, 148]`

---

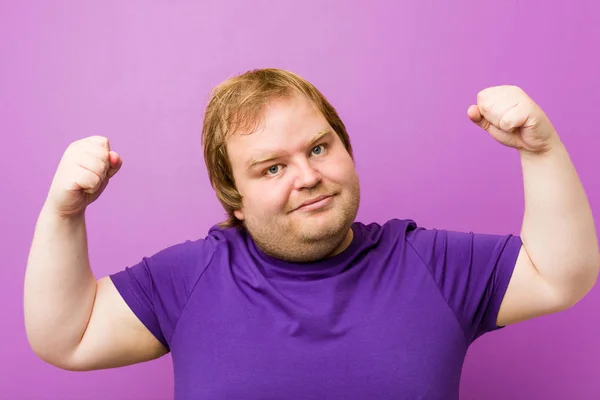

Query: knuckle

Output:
[477, 89, 489, 104]
[91, 158, 107, 179]
[86, 135, 110, 150]
[65, 142, 79, 154]
[102, 158, 110, 174]
[96, 136, 110, 147]
[91, 173, 102, 189]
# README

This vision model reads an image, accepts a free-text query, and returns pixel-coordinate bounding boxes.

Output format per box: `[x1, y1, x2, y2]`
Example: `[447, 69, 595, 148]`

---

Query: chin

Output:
[296, 211, 350, 241]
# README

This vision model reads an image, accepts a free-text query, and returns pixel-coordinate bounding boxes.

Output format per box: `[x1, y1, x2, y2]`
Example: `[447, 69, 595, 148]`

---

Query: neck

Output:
[324, 227, 354, 258]
[253, 226, 355, 263]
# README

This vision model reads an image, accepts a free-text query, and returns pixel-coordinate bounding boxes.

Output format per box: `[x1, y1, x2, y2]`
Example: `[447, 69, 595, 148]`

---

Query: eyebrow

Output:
[247, 130, 332, 170]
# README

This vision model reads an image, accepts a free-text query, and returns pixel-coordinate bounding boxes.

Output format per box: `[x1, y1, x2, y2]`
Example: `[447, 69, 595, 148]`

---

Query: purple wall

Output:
[2, 1, 599, 399]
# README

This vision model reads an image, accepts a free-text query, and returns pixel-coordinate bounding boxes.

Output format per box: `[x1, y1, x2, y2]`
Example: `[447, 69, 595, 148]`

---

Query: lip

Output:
[294, 195, 333, 212]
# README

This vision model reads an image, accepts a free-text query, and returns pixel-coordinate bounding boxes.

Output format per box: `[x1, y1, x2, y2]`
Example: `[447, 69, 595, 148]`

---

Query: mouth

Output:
[293, 194, 334, 212]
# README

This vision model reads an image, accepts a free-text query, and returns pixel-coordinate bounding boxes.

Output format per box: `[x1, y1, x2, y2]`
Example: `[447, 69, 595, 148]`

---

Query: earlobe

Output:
[234, 209, 245, 221]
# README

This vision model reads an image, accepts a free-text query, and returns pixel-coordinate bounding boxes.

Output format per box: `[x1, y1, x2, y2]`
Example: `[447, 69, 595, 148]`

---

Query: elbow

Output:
[584, 253, 600, 295]
[29, 347, 73, 371]
[31, 350, 91, 372]
[29, 346, 70, 371]
[28, 337, 101, 372]
[555, 256, 599, 310]
[26, 335, 84, 372]
[581, 252, 600, 297]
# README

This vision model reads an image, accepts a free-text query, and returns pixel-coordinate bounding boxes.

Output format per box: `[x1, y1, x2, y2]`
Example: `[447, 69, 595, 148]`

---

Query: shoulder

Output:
[154, 224, 244, 257]
[354, 218, 420, 243]
[116, 224, 245, 284]
[354, 218, 499, 261]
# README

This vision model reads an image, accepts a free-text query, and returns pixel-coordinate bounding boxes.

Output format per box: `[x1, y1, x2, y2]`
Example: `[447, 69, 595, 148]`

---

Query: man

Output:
[24, 68, 599, 399]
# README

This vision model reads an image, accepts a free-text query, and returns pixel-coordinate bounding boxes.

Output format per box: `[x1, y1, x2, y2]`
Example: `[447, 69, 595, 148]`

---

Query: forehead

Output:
[226, 94, 331, 158]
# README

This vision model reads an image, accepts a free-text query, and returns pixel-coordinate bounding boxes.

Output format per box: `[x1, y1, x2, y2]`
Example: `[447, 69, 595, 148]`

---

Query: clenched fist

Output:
[46, 136, 122, 218]
[467, 85, 559, 154]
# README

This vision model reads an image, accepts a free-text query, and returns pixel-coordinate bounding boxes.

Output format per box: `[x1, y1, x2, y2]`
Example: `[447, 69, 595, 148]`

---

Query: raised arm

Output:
[467, 86, 599, 326]
[24, 136, 166, 370]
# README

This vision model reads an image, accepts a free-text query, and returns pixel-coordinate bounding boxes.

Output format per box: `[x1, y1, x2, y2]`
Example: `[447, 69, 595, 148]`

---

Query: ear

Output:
[234, 209, 245, 221]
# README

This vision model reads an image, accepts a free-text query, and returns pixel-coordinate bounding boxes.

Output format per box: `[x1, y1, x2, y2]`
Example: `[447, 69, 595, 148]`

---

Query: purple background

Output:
[2, 1, 599, 399]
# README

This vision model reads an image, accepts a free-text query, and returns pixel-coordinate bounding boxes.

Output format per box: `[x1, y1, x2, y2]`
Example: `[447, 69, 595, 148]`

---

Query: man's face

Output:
[227, 94, 360, 262]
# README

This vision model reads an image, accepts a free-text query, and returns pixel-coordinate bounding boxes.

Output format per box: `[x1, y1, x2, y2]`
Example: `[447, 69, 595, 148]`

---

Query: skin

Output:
[227, 94, 361, 263]
[467, 85, 599, 326]
[23, 85, 598, 373]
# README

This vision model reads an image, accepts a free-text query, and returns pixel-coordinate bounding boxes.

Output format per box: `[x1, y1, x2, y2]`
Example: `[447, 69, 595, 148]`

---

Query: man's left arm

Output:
[468, 86, 600, 326]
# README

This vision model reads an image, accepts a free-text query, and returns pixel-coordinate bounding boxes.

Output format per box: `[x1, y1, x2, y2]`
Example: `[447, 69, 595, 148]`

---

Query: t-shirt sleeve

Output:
[405, 225, 523, 344]
[109, 237, 218, 350]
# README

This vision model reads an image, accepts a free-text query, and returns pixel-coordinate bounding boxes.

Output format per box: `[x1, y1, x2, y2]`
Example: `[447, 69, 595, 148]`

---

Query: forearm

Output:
[24, 202, 97, 364]
[520, 137, 599, 301]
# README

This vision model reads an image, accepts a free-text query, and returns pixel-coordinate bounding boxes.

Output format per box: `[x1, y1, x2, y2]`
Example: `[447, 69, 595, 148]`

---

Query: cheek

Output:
[243, 181, 291, 213]
[324, 155, 357, 183]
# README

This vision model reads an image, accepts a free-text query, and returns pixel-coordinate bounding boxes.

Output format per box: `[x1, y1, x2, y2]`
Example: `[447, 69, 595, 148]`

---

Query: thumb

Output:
[467, 105, 491, 131]
[107, 151, 122, 178]
[85, 151, 121, 203]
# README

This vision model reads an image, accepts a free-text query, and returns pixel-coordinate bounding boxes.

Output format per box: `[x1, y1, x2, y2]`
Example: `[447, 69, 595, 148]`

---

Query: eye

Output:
[265, 164, 282, 176]
[311, 144, 326, 155]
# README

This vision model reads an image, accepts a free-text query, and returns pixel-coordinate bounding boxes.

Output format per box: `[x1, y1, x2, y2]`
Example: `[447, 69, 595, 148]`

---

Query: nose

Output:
[293, 159, 322, 190]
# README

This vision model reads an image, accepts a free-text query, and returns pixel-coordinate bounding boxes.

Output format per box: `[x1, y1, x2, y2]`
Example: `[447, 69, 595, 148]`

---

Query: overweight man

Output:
[25, 69, 599, 399]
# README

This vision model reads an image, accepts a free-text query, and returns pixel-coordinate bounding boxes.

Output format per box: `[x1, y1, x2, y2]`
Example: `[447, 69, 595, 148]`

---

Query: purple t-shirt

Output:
[110, 219, 522, 399]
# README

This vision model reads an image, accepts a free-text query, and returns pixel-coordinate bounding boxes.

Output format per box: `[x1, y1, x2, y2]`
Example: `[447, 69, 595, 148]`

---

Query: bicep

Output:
[497, 245, 565, 326]
[65, 276, 168, 371]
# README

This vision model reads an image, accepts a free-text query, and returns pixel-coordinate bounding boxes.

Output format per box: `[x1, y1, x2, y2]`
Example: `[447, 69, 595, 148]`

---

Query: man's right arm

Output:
[24, 136, 167, 371]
